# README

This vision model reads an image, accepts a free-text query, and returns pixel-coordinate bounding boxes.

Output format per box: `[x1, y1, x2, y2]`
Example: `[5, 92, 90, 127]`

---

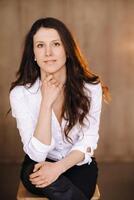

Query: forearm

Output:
[56, 150, 85, 172]
[34, 100, 52, 145]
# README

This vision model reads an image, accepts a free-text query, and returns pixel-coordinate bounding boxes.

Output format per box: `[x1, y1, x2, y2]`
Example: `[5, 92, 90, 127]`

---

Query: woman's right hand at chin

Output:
[41, 74, 64, 107]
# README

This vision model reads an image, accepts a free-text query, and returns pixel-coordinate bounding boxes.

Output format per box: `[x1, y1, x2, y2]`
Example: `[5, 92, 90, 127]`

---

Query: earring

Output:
[34, 58, 37, 61]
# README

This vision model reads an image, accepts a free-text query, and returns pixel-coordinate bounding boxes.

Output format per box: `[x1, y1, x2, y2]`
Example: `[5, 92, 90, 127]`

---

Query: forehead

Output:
[33, 28, 61, 42]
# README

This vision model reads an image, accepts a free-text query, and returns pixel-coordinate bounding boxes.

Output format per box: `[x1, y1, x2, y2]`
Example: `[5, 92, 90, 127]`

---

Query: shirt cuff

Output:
[29, 136, 55, 153]
[69, 145, 94, 166]
[76, 152, 92, 166]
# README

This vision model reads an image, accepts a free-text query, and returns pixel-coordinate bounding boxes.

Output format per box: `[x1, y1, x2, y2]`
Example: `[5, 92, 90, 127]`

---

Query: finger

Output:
[49, 78, 58, 85]
[33, 162, 43, 173]
[30, 177, 45, 185]
[29, 174, 42, 182]
[54, 82, 60, 87]
[57, 82, 64, 90]
[36, 181, 50, 188]
[29, 171, 40, 179]
[42, 75, 53, 84]
[48, 80, 60, 87]
[32, 179, 45, 185]
[44, 74, 53, 82]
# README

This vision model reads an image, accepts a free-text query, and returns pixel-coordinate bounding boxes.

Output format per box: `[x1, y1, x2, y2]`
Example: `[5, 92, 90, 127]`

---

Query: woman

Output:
[9, 17, 109, 200]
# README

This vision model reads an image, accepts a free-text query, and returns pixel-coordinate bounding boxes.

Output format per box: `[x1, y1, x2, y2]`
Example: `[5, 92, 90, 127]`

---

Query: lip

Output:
[44, 59, 56, 62]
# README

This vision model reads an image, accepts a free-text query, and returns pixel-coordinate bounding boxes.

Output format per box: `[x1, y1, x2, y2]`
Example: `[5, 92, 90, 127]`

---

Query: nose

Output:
[45, 45, 52, 56]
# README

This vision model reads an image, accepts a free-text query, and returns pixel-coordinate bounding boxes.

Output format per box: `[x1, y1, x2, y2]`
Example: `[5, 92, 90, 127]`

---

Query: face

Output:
[33, 27, 66, 77]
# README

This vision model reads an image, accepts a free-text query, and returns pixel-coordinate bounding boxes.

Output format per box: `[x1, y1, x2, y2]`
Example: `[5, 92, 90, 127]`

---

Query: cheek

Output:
[34, 49, 38, 59]
[57, 49, 66, 60]
[33, 47, 38, 56]
[34, 48, 43, 58]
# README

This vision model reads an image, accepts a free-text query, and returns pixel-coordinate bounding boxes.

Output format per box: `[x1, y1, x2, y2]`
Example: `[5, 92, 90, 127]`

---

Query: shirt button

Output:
[86, 147, 91, 153]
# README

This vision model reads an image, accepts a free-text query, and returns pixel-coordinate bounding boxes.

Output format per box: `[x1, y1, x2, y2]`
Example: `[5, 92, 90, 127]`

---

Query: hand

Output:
[29, 161, 64, 188]
[41, 74, 64, 107]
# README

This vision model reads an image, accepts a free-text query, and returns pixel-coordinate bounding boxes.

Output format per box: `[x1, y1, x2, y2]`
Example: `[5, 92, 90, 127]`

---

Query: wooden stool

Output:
[17, 181, 100, 200]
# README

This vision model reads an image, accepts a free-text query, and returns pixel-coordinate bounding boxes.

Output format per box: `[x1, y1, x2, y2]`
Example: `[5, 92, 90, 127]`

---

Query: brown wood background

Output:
[0, 0, 134, 163]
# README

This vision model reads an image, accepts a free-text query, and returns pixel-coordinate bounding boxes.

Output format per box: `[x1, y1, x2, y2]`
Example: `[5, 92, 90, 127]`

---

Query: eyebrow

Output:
[35, 39, 61, 44]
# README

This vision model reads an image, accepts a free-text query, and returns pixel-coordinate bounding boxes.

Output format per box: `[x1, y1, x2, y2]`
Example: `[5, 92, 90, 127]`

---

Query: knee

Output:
[44, 176, 73, 200]
[48, 175, 71, 192]
[20, 162, 35, 189]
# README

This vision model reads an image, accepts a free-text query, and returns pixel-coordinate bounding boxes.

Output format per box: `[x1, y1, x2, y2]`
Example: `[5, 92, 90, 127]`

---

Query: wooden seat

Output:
[17, 181, 100, 200]
[91, 185, 100, 200]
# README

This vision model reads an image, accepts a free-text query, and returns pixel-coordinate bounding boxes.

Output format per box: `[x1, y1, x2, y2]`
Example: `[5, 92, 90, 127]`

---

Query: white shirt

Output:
[9, 78, 102, 166]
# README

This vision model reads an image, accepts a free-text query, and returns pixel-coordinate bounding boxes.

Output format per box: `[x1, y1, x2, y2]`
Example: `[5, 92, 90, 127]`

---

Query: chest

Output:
[53, 98, 64, 125]
[26, 88, 64, 125]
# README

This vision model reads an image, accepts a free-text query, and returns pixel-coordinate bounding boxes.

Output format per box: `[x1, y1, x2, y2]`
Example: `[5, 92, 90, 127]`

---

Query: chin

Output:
[45, 66, 65, 74]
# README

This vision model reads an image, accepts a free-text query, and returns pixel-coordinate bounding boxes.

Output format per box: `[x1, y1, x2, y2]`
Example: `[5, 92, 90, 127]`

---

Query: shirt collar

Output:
[25, 78, 41, 94]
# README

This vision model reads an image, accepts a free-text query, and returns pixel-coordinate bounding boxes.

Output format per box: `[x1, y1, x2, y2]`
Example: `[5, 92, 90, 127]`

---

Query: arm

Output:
[56, 150, 85, 171]
[43, 83, 102, 171]
[34, 74, 63, 145]
[33, 94, 52, 145]
[29, 150, 84, 188]
[67, 83, 102, 166]
[55, 84, 102, 170]
[9, 75, 63, 162]
[9, 87, 55, 162]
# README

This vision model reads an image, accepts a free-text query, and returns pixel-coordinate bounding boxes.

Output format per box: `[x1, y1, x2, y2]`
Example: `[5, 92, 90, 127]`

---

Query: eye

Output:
[37, 43, 44, 48]
[53, 42, 60, 47]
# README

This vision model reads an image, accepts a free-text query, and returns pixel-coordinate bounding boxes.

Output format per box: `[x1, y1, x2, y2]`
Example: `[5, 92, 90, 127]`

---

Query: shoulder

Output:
[84, 82, 102, 96]
[9, 85, 25, 101]
[9, 78, 40, 100]
[9, 86, 28, 117]
[84, 82, 102, 112]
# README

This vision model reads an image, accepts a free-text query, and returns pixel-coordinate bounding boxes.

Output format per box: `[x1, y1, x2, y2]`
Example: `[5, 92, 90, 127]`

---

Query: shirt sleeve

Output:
[9, 87, 55, 162]
[68, 83, 102, 166]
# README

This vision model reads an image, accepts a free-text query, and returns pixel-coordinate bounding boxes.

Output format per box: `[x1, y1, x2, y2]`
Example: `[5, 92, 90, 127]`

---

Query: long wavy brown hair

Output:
[9, 17, 110, 141]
